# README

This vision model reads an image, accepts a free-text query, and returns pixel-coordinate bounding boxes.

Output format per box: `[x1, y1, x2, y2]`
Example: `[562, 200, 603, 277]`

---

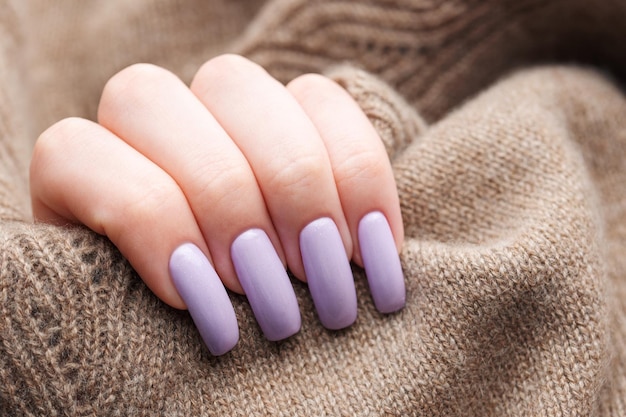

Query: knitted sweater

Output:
[1, 0, 625, 415]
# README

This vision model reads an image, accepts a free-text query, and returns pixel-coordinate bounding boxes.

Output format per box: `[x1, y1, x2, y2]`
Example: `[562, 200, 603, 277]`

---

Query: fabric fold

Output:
[0, 1, 625, 415]
[1, 65, 623, 415]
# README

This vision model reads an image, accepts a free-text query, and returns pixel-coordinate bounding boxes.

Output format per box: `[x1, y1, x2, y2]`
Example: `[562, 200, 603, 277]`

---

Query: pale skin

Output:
[30, 54, 403, 321]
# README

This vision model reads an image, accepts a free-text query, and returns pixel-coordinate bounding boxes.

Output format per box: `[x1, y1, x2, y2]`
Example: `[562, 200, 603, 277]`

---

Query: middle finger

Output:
[97, 63, 301, 341]
[191, 55, 358, 330]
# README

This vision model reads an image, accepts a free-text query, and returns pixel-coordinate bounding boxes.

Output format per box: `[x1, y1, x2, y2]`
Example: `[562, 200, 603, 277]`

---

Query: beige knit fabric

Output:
[1, 0, 625, 415]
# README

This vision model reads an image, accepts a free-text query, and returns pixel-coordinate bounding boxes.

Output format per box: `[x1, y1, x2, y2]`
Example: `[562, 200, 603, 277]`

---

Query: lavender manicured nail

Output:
[358, 211, 406, 313]
[231, 229, 301, 341]
[169, 243, 239, 355]
[299, 217, 357, 329]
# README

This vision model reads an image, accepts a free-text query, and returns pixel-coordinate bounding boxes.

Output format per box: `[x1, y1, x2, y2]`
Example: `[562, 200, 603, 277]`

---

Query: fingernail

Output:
[299, 217, 357, 329]
[231, 229, 301, 341]
[169, 243, 239, 355]
[358, 211, 406, 313]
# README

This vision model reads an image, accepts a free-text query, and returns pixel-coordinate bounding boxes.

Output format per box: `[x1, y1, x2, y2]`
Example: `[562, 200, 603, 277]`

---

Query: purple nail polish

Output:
[299, 218, 357, 330]
[358, 211, 406, 313]
[231, 229, 301, 341]
[169, 243, 239, 355]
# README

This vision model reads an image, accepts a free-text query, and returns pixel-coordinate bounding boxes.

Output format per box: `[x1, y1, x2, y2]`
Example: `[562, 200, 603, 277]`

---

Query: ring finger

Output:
[191, 55, 358, 330]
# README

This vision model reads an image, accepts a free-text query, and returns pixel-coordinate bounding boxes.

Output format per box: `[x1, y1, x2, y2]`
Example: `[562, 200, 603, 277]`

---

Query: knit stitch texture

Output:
[1, 0, 625, 415]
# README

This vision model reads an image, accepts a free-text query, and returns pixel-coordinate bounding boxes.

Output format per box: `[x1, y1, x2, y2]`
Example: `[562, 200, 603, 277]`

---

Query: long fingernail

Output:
[231, 229, 301, 341]
[169, 243, 239, 355]
[299, 217, 357, 329]
[358, 211, 406, 313]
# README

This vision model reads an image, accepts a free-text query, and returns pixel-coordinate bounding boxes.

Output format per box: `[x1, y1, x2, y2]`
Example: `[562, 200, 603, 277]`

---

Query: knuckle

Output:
[122, 179, 181, 228]
[191, 54, 262, 93]
[335, 148, 390, 186]
[99, 63, 174, 120]
[267, 153, 327, 192]
[31, 117, 91, 177]
[193, 161, 252, 205]
[287, 73, 339, 104]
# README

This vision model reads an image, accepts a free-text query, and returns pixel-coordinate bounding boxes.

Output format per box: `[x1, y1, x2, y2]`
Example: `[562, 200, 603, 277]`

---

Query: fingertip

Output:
[169, 242, 239, 355]
[350, 206, 404, 268]
[299, 217, 357, 329]
[160, 241, 245, 307]
[280, 213, 353, 285]
[231, 228, 301, 341]
[357, 211, 406, 314]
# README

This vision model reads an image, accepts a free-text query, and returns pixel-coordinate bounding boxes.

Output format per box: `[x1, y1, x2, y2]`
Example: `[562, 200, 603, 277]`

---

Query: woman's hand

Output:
[30, 55, 405, 355]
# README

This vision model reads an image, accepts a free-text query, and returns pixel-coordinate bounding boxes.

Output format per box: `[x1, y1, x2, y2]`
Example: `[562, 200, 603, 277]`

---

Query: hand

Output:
[30, 55, 405, 355]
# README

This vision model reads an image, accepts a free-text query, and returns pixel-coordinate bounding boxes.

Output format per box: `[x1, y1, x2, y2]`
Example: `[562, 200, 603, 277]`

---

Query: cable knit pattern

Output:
[237, 0, 626, 120]
[1, 1, 625, 415]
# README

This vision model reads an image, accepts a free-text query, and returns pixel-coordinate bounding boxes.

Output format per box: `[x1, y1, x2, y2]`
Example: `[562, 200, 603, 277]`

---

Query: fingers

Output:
[287, 74, 405, 313]
[191, 55, 404, 324]
[30, 118, 239, 355]
[97, 64, 301, 342]
[191, 55, 351, 281]
[97, 63, 276, 293]
[191, 55, 358, 329]
[286, 74, 404, 257]
[30, 57, 406, 358]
